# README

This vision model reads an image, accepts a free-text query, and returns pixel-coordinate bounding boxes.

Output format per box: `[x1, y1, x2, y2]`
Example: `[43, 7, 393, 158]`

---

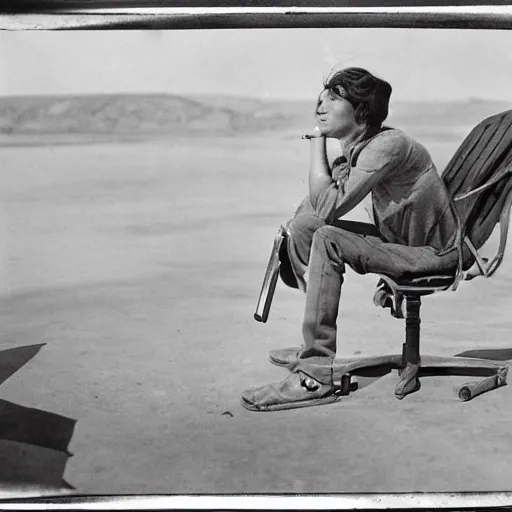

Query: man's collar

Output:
[347, 139, 368, 167]
[341, 132, 370, 166]
[346, 127, 393, 166]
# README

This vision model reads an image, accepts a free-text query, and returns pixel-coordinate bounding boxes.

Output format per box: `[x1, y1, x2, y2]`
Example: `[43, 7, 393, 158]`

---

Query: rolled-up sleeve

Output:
[310, 132, 407, 222]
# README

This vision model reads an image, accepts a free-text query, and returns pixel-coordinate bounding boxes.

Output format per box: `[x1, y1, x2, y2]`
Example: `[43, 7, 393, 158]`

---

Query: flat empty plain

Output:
[1, 133, 512, 495]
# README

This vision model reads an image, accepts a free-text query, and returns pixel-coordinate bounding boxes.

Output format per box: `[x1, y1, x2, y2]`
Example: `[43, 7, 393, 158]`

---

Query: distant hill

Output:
[0, 93, 510, 145]
[0, 94, 235, 137]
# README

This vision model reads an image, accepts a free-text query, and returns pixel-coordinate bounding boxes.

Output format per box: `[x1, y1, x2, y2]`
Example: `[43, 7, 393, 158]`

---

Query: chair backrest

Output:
[442, 110, 512, 253]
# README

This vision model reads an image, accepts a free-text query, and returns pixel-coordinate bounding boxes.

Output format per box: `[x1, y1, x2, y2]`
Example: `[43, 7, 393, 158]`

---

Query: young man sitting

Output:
[242, 67, 461, 411]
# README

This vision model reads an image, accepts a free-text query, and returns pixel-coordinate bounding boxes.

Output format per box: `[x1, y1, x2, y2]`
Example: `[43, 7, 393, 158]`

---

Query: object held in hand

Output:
[302, 126, 322, 139]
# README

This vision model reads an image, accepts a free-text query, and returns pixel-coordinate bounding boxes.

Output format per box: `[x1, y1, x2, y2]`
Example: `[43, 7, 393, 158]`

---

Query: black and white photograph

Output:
[1, 7, 512, 504]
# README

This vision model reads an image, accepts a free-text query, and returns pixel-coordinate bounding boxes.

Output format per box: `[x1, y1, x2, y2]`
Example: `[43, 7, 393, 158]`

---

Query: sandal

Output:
[241, 371, 339, 412]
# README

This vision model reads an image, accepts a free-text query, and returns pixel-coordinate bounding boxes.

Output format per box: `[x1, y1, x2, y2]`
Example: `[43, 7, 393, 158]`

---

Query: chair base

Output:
[329, 352, 509, 401]
[368, 281, 509, 401]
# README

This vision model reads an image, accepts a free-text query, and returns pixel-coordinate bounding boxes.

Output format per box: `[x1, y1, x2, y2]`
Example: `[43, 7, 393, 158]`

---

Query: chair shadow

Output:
[455, 348, 512, 361]
[350, 366, 393, 391]
[0, 344, 76, 491]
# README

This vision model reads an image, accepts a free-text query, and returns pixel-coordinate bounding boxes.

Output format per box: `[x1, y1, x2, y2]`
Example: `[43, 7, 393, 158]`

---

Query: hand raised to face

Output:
[302, 125, 323, 140]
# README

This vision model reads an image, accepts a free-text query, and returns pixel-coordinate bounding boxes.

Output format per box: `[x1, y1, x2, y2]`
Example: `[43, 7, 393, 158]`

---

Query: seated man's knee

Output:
[287, 213, 325, 243]
[312, 226, 346, 263]
[312, 226, 337, 249]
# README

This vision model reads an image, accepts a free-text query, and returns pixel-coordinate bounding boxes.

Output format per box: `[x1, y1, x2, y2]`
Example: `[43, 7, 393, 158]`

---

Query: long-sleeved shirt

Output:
[309, 127, 458, 252]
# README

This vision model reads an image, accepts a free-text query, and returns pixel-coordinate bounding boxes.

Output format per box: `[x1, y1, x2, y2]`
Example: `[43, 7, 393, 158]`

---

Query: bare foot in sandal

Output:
[241, 371, 338, 412]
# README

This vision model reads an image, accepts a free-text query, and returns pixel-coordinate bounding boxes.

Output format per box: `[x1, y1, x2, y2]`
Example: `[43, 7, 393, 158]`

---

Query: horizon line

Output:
[0, 91, 510, 105]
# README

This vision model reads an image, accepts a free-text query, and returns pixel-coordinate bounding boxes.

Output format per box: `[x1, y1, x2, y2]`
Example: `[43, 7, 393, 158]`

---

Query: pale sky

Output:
[1, 28, 511, 102]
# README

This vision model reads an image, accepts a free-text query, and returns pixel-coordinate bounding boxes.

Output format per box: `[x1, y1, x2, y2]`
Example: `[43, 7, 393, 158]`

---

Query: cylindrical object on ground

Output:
[458, 368, 508, 401]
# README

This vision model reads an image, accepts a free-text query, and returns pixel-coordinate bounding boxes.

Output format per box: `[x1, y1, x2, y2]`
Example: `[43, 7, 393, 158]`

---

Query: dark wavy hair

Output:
[322, 67, 392, 140]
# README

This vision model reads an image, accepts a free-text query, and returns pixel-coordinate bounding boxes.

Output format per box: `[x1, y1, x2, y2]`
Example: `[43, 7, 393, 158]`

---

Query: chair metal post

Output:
[404, 295, 421, 366]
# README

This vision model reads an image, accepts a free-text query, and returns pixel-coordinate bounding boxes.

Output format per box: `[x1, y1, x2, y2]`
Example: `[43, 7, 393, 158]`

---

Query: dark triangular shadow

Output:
[0, 344, 76, 491]
[0, 344, 45, 386]
[0, 440, 74, 490]
[0, 400, 76, 454]
[61, 479, 74, 490]
[455, 348, 512, 361]
[0, 401, 76, 491]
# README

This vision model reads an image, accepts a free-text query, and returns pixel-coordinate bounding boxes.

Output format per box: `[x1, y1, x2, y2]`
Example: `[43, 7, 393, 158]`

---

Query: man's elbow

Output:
[308, 193, 335, 222]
